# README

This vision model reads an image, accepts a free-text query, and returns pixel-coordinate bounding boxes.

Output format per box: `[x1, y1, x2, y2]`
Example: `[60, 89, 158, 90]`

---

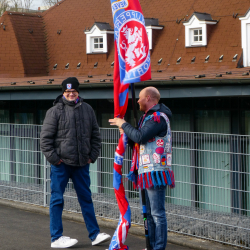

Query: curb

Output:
[0, 199, 240, 250]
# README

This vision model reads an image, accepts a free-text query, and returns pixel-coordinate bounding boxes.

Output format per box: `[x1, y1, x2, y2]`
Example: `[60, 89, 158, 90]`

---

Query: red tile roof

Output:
[0, 11, 47, 78]
[0, 0, 250, 88]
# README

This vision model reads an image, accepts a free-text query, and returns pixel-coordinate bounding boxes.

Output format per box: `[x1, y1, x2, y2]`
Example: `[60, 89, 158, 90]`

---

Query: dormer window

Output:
[240, 8, 250, 67]
[183, 12, 217, 47]
[145, 18, 164, 50]
[85, 22, 114, 54]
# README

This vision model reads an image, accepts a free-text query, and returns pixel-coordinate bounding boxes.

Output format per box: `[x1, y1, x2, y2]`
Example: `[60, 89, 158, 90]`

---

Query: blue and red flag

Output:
[112, 0, 151, 118]
[109, 1, 151, 249]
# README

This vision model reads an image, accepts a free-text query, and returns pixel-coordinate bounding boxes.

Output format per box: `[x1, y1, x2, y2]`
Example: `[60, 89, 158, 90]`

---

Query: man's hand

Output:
[119, 128, 124, 135]
[88, 159, 92, 164]
[57, 159, 63, 165]
[109, 118, 126, 128]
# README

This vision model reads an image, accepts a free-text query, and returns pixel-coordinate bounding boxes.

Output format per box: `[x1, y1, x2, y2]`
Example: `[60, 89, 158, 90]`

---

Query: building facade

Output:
[0, 2, 250, 242]
[0, 0, 249, 135]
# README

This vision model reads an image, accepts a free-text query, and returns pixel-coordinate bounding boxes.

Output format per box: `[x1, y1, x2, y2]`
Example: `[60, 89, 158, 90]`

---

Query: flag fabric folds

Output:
[109, 133, 130, 250]
[109, 0, 151, 249]
[111, 0, 151, 118]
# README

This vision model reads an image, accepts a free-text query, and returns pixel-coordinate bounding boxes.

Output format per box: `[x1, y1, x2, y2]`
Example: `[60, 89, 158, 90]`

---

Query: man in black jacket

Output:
[109, 86, 172, 250]
[40, 77, 110, 248]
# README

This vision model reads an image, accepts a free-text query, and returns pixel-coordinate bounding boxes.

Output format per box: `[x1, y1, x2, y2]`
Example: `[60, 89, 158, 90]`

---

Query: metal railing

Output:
[0, 123, 249, 248]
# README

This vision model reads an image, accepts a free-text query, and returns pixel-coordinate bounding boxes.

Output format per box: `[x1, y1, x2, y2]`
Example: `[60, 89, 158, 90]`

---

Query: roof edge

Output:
[1, 78, 250, 91]
[183, 12, 218, 23]
[42, 0, 67, 17]
[5, 11, 42, 17]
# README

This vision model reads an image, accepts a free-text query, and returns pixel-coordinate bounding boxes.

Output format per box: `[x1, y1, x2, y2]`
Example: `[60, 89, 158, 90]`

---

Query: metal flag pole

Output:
[130, 82, 151, 250]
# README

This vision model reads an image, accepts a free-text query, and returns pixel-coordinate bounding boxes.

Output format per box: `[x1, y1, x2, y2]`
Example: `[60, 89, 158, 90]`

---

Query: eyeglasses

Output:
[64, 91, 78, 95]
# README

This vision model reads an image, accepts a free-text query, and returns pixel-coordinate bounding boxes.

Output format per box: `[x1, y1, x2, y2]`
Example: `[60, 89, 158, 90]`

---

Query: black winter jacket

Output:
[40, 95, 101, 167]
[121, 103, 172, 144]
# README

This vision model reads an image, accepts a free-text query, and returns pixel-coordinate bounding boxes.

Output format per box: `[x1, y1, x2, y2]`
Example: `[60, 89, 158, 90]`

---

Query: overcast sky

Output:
[30, 0, 44, 10]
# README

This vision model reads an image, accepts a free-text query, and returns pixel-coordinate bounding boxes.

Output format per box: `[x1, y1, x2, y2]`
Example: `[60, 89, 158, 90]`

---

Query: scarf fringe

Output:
[156, 171, 162, 186]
[127, 171, 137, 185]
[127, 170, 175, 189]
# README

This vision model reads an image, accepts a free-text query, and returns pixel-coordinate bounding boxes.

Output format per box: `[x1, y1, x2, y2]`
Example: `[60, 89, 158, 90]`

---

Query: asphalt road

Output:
[0, 204, 195, 250]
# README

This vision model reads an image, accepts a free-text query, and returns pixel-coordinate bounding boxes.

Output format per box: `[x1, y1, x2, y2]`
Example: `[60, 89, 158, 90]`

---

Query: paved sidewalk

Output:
[0, 204, 193, 250]
[0, 201, 240, 250]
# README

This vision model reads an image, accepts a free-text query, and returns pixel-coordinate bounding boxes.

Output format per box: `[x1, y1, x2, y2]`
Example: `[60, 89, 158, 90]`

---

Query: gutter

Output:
[0, 78, 250, 91]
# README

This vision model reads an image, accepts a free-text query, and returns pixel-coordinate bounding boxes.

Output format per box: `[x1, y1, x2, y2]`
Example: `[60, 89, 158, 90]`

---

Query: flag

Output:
[112, 0, 151, 118]
[109, 0, 151, 249]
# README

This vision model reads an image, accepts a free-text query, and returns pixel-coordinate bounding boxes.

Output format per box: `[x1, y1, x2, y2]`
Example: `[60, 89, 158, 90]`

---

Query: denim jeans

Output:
[50, 163, 100, 242]
[145, 185, 167, 250]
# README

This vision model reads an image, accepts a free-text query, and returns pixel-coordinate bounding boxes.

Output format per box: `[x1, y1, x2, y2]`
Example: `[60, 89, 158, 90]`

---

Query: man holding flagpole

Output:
[108, 0, 174, 249]
[109, 86, 174, 250]
[108, 0, 152, 248]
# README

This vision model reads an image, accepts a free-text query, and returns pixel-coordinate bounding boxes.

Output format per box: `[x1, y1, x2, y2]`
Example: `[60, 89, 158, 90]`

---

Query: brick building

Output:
[0, 0, 250, 232]
[0, 0, 249, 134]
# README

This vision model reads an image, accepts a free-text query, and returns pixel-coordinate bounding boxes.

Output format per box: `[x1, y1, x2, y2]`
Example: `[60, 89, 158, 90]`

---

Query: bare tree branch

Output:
[0, 0, 10, 16]
[23, 0, 33, 10]
[9, 0, 22, 11]
[1, 0, 34, 15]
[42, 0, 57, 7]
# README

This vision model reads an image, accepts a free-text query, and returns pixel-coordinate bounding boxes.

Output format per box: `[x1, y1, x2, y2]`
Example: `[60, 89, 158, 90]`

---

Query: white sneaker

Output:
[51, 236, 78, 248]
[92, 233, 111, 246]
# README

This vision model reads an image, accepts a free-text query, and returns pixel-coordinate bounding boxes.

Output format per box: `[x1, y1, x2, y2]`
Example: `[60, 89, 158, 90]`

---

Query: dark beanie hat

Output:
[62, 77, 80, 93]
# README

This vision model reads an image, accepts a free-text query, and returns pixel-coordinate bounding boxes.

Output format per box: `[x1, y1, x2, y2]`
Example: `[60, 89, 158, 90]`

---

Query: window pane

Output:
[197, 137, 231, 212]
[171, 113, 190, 131]
[94, 38, 98, 43]
[199, 36, 202, 41]
[0, 110, 9, 123]
[242, 111, 250, 215]
[100, 38, 103, 43]
[167, 112, 191, 206]
[14, 113, 34, 124]
[100, 44, 103, 48]
[194, 36, 198, 41]
[194, 30, 198, 35]
[38, 110, 47, 125]
[199, 29, 202, 35]
[195, 110, 230, 133]
[195, 110, 231, 212]
[94, 44, 98, 48]
[244, 111, 250, 135]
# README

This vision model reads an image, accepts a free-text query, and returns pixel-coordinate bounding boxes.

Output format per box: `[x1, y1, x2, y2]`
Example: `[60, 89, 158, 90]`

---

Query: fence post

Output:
[190, 132, 197, 207]
[43, 155, 47, 207]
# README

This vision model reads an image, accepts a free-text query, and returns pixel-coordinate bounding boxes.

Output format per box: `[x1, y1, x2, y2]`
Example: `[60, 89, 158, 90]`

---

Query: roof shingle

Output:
[0, 0, 250, 87]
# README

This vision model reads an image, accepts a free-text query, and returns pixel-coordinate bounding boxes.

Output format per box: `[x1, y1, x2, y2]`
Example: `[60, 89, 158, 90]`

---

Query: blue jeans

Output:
[145, 186, 167, 250]
[50, 163, 100, 242]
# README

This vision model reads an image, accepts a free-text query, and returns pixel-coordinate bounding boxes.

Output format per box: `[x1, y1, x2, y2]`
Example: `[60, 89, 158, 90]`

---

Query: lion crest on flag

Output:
[119, 24, 147, 70]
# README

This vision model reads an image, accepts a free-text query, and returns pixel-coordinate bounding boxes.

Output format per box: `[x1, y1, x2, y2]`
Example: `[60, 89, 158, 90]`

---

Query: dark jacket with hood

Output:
[40, 95, 101, 167]
[121, 103, 172, 144]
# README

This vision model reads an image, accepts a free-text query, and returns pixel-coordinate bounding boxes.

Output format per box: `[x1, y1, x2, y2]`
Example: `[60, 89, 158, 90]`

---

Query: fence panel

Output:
[0, 123, 44, 205]
[0, 124, 249, 248]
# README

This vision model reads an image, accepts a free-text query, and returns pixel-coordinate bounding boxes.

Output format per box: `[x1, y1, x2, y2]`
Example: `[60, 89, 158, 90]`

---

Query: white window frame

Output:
[92, 37, 104, 52]
[85, 25, 114, 54]
[183, 15, 216, 47]
[146, 26, 164, 50]
[192, 28, 203, 45]
[240, 9, 250, 67]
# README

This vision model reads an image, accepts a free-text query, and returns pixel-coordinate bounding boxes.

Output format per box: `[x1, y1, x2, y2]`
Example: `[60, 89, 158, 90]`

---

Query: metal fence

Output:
[0, 123, 249, 249]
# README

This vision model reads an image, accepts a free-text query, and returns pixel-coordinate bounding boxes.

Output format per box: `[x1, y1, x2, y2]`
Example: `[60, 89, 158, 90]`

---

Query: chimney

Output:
[38, 7, 40, 11]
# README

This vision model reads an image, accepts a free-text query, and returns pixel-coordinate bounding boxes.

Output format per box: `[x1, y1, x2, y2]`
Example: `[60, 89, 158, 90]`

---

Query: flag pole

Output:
[130, 82, 151, 250]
